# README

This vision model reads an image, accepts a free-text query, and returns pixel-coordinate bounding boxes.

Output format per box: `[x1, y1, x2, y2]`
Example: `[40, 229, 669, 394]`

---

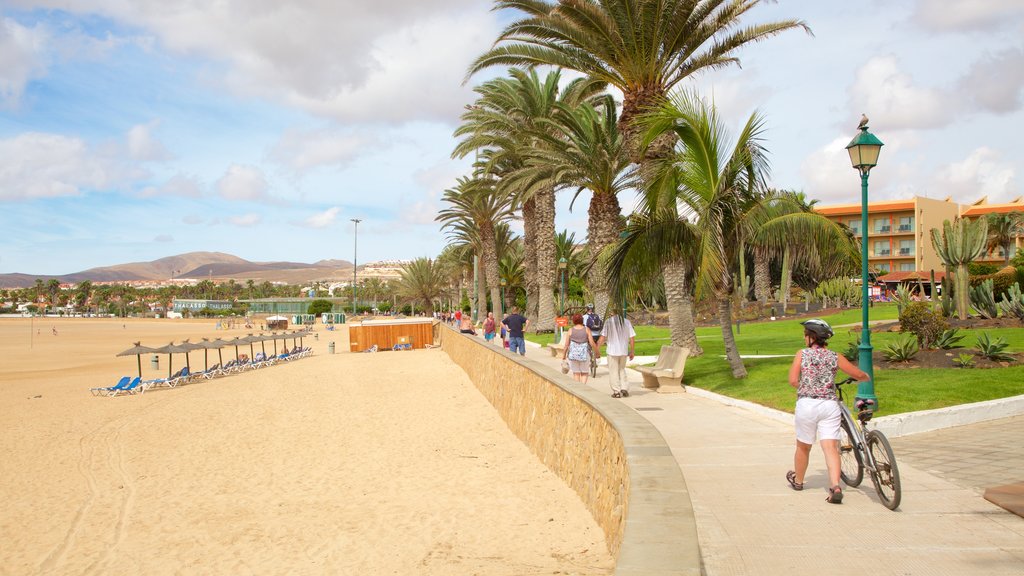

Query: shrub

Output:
[883, 335, 919, 362]
[899, 301, 949, 349]
[842, 332, 860, 362]
[953, 353, 976, 368]
[969, 266, 1018, 300]
[893, 284, 913, 315]
[307, 299, 334, 315]
[975, 332, 1015, 362]
[934, 328, 965, 350]
[968, 262, 999, 276]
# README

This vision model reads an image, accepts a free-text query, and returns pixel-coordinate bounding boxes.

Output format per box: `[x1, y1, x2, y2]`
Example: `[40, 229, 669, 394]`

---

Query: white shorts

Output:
[794, 397, 842, 444]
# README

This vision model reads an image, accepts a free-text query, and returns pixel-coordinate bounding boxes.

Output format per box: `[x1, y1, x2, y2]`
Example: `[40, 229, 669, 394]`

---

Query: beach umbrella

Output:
[225, 336, 247, 361]
[179, 340, 204, 371]
[270, 332, 279, 355]
[153, 342, 189, 379]
[116, 342, 158, 378]
[202, 338, 227, 368]
[257, 334, 267, 356]
[244, 334, 256, 359]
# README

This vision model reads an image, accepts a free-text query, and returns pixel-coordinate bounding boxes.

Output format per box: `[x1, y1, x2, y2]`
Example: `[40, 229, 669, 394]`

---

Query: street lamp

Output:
[351, 218, 361, 317]
[845, 120, 884, 412]
[499, 278, 507, 316]
[558, 257, 568, 342]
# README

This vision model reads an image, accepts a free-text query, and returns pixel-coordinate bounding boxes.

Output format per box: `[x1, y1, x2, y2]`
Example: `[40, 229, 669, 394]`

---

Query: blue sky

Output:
[1, 1, 1022, 275]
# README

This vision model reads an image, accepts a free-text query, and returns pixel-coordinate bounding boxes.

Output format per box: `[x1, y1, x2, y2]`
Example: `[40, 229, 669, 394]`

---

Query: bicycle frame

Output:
[836, 380, 881, 476]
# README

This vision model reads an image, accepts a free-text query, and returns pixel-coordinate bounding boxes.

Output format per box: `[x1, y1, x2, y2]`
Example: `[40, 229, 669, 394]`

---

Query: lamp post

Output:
[845, 121, 884, 412]
[557, 257, 567, 342]
[350, 219, 361, 317]
[500, 278, 507, 316]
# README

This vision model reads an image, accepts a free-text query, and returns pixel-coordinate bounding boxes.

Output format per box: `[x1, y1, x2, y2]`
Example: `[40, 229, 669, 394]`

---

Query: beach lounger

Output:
[200, 363, 222, 379]
[91, 376, 130, 396]
[167, 367, 192, 387]
[110, 377, 143, 397]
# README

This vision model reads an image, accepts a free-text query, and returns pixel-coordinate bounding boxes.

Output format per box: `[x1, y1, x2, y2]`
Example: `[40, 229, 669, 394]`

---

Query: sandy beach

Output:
[0, 317, 614, 575]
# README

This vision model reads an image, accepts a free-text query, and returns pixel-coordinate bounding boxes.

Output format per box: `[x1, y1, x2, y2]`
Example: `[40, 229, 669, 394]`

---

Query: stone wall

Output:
[439, 325, 701, 575]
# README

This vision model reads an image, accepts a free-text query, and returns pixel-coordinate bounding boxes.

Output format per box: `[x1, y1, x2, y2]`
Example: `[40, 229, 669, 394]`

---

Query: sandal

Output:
[786, 470, 804, 491]
[621, 390, 630, 397]
[826, 486, 843, 504]
[612, 392, 621, 398]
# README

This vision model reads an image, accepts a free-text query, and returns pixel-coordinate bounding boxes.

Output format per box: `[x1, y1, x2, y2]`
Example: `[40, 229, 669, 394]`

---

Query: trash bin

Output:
[150, 354, 159, 369]
[328, 342, 335, 354]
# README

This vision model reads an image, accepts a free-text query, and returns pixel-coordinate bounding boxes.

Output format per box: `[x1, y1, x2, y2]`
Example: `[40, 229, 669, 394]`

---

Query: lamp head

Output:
[845, 125, 884, 174]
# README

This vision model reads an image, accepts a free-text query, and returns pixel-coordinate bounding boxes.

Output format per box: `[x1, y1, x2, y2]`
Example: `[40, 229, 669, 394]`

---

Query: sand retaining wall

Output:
[438, 324, 701, 575]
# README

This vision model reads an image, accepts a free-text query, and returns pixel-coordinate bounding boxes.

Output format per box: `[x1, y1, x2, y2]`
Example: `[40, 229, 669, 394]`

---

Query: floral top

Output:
[797, 347, 839, 400]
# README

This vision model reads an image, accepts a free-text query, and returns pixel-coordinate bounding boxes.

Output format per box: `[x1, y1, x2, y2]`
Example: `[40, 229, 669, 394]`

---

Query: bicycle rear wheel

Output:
[867, 430, 901, 510]
[839, 419, 863, 487]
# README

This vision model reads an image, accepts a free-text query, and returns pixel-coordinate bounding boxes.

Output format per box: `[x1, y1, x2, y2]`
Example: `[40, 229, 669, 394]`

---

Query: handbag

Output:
[560, 359, 570, 374]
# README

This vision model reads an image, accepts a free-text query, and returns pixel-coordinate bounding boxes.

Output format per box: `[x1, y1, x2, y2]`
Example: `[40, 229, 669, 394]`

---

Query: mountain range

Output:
[0, 252, 355, 288]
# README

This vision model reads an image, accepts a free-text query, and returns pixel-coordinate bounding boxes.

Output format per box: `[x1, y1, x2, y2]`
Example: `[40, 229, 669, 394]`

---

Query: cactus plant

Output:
[998, 283, 1024, 322]
[969, 278, 999, 319]
[930, 217, 988, 320]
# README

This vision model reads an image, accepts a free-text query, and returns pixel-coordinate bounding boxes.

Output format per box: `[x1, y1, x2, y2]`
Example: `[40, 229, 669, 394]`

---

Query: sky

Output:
[1, 0, 1022, 276]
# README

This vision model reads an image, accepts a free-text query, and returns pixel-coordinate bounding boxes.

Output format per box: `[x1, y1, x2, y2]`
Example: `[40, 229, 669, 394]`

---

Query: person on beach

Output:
[786, 319, 869, 504]
[597, 312, 635, 398]
[502, 307, 529, 356]
[482, 312, 496, 343]
[562, 314, 599, 383]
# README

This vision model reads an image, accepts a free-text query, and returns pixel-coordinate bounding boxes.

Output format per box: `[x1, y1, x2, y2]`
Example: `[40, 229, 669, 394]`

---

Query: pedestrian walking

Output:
[501, 307, 529, 356]
[597, 312, 635, 398]
[563, 314, 599, 383]
[483, 312, 497, 344]
[786, 319, 868, 504]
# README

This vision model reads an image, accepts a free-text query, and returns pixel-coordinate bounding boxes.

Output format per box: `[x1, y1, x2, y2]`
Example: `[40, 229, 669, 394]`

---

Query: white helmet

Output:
[800, 319, 834, 340]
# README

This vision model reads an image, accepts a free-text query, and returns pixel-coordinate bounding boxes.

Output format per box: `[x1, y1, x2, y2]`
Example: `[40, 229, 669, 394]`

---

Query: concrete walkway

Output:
[521, 341, 1024, 575]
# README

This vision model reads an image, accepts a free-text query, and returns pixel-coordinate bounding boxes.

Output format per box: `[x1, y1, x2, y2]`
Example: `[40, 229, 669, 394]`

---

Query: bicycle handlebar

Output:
[835, 377, 857, 386]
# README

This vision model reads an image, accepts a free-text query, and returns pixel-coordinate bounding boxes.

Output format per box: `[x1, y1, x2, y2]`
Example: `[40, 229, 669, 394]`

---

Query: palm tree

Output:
[438, 175, 514, 321]
[396, 258, 449, 315]
[985, 212, 1023, 266]
[510, 94, 636, 314]
[454, 68, 605, 331]
[470, 0, 809, 338]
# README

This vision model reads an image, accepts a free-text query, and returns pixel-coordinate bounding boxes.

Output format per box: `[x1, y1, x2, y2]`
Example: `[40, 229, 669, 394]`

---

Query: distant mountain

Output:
[0, 252, 355, 288]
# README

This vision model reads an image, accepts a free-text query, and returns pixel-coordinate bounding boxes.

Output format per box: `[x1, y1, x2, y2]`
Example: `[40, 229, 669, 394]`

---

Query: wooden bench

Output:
[635, 345, 689, 393]
[547, 331, 570, 357]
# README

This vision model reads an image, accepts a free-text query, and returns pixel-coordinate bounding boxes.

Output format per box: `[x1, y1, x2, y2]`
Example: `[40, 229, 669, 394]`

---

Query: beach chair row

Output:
[91, 347, 313, 397]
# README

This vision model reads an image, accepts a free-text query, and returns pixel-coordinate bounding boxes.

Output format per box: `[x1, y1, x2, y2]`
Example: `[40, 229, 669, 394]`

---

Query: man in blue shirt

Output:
[501, 306, 530, 355]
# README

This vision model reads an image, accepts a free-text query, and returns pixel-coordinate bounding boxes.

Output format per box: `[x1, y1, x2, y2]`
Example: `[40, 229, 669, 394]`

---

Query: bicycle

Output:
[835, 377, 902, 510]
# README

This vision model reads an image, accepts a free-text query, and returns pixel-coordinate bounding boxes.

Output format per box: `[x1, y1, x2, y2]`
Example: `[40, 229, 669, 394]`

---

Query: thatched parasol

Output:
[201, 338, 227, 369]
[152, 342, 191, 379]
[116, 342, 158, 378]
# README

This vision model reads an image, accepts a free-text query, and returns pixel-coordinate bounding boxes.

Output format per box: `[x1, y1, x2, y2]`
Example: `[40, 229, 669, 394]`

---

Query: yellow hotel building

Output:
[815, 196, 1024, 275]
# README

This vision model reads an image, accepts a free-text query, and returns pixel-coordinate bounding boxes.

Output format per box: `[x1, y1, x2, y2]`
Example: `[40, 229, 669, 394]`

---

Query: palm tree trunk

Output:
[780, 248, 792, 311]
[534, 188, 557, 332]
[587, 190, 622, 316]
[662, 260, 702, 356]
[480, 222, 502, 317]
[754, 246, 772, 304]
[522, 198, 539, 325]
[719, 297, 747, 378]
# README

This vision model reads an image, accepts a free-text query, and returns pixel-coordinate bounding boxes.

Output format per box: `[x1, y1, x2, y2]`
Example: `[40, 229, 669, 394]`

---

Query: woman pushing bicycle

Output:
[787, 319, 869, 504]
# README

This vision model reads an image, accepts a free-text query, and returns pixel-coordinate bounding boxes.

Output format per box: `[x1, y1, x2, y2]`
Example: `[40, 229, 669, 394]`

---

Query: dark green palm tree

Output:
[985, 212, 1023, 266]
[510, 94, 636, 314]
[396, 258, 449, 315]
[438, 176, 514, 319]
[453, 68, 604, 331]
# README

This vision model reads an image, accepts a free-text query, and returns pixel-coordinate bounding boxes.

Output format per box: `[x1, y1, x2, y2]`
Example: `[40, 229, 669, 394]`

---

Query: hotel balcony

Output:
[898, 248, 914, 256]
[893, 225, 914, 235]
[871, 250, 891, 258]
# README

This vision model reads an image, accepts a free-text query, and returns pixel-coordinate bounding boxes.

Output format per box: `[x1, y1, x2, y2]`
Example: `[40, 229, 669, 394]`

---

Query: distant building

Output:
[171, 298, 233, 312]
[242, 297, 349, 315]
[815, 195, 1023, 274]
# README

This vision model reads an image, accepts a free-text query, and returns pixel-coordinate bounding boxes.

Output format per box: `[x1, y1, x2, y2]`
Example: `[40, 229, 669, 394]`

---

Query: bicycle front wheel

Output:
[839, 419, 863, 488]
[867, 430, 901, 510]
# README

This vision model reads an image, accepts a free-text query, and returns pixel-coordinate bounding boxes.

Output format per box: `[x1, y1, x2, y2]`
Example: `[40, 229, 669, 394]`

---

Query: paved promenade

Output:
[519, 342, 1024, 575]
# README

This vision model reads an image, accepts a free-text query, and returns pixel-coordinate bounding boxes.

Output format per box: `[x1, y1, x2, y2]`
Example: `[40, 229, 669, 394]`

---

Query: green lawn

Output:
[525, 304, 1024, 416]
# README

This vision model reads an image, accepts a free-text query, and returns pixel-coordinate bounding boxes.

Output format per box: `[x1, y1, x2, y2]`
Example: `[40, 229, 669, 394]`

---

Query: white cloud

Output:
[800, 136, 858, 203]
[0, 17, 50, 109]
[182, 213, 204, 225]
[139, 173, 203, 198]
[127, 121, 173, 161]
[847, 56, 950, 131]
[303, 206, 340, 228]
[0, 132, 113, 199]
[227, 213, 261, 227]
[269, 129, 369, 172]
[912, 0, 1024, 32]
[933, 147, 1018, 203]
[154, 234, 174, 242]
[31, 0, 495, 124]
[216, 164, 268, 200]
[959, 48, 1024, 114]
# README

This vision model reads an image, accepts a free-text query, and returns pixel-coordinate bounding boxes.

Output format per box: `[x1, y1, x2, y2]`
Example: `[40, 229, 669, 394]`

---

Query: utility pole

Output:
[351, 218, 362, 316]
